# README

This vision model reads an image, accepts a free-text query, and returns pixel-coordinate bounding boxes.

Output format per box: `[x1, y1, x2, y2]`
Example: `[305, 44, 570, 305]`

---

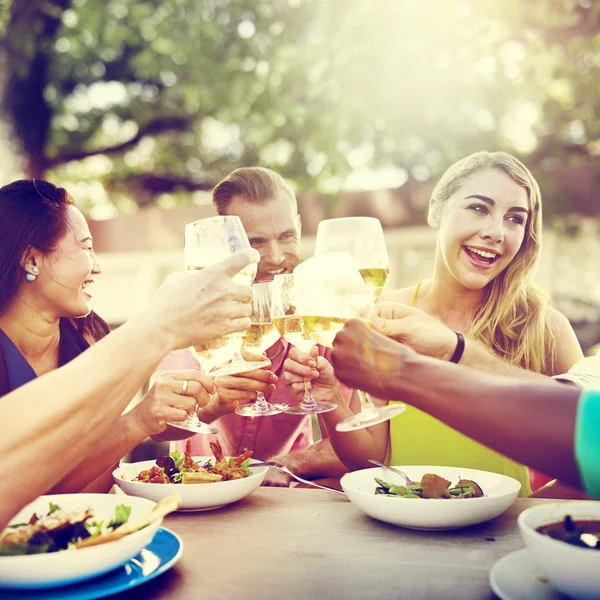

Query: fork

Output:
[368, 459, 418, 486]
[249, 461, 345, 495]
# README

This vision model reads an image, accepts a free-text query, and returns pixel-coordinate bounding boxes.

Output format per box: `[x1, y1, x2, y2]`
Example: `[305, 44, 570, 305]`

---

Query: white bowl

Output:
[0, 493, 161, 589]
[518, 501, 600, 600]
[341, 465, 520, 530]
[114, 457, 268, 511]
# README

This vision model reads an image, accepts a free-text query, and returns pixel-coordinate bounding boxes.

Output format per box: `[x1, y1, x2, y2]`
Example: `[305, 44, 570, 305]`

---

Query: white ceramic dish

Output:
[518, 501, 600, 600]
[341, 465, 521, 530]
[0, 493, 161, 589]
[489, 548, 564, 600]
[114, 457, 268, 511]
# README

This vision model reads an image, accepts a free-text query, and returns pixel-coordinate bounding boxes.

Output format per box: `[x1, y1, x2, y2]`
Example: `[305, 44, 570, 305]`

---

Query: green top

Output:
[575, 389, 600, 498]
[388, 281, 533, 497]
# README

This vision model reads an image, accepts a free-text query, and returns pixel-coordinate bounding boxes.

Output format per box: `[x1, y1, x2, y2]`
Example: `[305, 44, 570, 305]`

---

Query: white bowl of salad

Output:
[114, 440, 268, 511]
[341, 465, 521, 530]
[0, 493, 164, 588]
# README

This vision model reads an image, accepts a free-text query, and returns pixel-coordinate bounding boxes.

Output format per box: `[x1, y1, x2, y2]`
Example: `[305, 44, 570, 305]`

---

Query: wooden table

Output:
[111, 488, 562, 600]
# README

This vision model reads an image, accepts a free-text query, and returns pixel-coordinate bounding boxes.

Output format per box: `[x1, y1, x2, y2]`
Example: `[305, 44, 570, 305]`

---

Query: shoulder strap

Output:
[410, 281, 423, 307]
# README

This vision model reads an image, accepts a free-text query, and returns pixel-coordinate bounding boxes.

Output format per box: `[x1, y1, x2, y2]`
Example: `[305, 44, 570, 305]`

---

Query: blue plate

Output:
[0, 528, 182, 600]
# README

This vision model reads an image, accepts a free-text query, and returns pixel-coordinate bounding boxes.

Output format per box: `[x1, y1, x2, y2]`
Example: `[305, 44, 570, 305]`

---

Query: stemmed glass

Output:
[235, 282, 288, 417]
[315, 217, 391, 301]
[314, 218, 406, 432]
[169, 216, 259, 435]
[185, 217, 270, 379]
[271, 274, 337, 415]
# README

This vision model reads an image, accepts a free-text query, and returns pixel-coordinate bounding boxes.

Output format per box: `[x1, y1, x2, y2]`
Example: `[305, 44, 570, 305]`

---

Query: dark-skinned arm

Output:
[331, 320, 582, 491]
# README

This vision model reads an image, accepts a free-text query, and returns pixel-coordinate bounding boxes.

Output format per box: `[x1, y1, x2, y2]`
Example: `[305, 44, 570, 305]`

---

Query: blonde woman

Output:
[283, 151, 583, 496]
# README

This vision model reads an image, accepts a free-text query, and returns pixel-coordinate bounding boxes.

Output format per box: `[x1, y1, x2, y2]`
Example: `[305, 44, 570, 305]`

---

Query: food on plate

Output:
[76, 495, 180, 548]
[374, 473, 485, 499]
[132, 439, 253, 485]
[0, 495, 180, 556]
[536, 515, 600, 550]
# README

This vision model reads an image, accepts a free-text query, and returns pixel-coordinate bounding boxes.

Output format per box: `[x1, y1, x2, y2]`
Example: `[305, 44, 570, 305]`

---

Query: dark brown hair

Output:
[0, 180, 110, 395]
[212, 167, 296, 215]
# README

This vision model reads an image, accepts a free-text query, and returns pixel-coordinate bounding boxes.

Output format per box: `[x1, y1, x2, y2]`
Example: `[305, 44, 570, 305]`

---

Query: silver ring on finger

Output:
[181, 379, 189, 395]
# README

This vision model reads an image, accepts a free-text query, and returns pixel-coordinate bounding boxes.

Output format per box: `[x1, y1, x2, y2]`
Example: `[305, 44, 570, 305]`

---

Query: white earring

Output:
[26, 266, 38, 282]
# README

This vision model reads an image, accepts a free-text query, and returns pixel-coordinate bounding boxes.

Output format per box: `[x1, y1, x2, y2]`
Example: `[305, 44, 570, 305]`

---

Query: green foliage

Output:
[1, 0, 599, 216]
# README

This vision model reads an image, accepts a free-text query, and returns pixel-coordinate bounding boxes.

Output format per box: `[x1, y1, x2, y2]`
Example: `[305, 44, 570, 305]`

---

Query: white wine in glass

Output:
[271, 274, 337, 415]
[235, 281, 288, 417]
[185, 217, 270, 378]
[312, 233, 405, 432]
[315, 217, 391, 301]
[168, 216, 258, 435]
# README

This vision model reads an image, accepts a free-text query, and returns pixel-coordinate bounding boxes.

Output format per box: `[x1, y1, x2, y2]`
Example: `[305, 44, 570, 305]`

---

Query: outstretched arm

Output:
[373, 302, 583, 379]
[331, 320, 583, 491]
[0, 249, 259, 529]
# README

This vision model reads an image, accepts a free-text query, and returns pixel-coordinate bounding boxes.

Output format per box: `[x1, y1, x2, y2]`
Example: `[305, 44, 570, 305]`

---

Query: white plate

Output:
[518, 501, 600, 600]
[341, 465, 520, 530]
[490, 549, 566, 600]
[114, 457, 268, 511]
[0, 494, 161, 589]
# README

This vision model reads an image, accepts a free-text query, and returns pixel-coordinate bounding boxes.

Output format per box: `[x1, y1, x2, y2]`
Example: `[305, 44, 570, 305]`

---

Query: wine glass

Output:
[185, 217, 270, 378]
[314, 222, 407, 432]
[168, 216, 259, 435]
[235, 282, 288, 417]
[271, 274, 337, 415]
[315, 217, 391, 301]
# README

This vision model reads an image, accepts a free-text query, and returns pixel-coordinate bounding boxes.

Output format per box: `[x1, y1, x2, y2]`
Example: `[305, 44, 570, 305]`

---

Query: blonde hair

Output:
[431, 151, 555, 374]
[213, 167, 296, 215]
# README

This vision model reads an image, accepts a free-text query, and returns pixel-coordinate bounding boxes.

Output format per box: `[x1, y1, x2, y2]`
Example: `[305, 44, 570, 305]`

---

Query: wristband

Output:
[449, 332, 465, 364]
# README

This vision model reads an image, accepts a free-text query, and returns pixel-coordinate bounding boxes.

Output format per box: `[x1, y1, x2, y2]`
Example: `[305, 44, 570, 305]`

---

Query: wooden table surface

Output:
[111, 488, 564, 600]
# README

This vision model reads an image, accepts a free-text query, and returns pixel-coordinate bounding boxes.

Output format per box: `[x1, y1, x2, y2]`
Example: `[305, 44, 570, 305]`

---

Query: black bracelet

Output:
[449, 332, 465, 364]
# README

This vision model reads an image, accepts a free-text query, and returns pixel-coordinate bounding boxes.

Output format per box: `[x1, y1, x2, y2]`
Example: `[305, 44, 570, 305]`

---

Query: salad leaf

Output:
[0, 531, 53, 556]
[169, 449, 184, 469]
[240, 458, 253, 477]
[48, 502, 61, 514]
[86, 520, 105, 538]
[107, 504, 131, 529]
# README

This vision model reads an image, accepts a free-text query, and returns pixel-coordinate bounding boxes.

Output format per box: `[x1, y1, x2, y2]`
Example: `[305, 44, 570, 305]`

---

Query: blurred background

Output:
[1, 0, 599, 354]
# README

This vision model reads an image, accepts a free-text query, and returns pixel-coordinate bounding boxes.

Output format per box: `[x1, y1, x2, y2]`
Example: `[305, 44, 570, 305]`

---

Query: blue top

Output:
[575, 389, 600, 499]
[0, 319, 89, 394]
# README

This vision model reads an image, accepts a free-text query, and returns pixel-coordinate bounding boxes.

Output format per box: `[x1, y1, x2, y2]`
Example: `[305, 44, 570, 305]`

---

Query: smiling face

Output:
[429, 168, 530, 290]
[226, 193, 301, 282]
[34, 206, 101, 318]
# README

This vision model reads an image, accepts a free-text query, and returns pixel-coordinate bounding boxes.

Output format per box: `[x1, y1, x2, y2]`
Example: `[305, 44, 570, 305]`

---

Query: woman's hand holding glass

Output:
[372, 301, 458, 361]
[183, 216, 269, 376]
[157, 217, 262, 434]
[133, 370, 216, 437]
[152, 248, 259, 352]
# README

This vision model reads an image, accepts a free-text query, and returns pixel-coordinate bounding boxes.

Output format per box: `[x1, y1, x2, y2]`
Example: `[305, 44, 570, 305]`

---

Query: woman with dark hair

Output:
[0, 180, 215, 492]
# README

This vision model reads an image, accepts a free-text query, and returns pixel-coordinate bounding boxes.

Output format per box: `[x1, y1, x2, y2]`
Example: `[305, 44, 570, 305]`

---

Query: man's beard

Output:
[256, 257, 300, 281]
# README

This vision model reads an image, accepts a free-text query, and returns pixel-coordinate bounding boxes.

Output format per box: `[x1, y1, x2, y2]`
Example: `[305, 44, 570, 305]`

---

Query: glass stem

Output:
[357, 390, 375, 410]
[301, 378, 318, 410]
[230, 332, 243, 360]
[254, 392, 270, 412]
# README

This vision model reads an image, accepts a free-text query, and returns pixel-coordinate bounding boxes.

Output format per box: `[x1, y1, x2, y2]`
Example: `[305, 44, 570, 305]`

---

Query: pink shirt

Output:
[159, 340, 350, 461]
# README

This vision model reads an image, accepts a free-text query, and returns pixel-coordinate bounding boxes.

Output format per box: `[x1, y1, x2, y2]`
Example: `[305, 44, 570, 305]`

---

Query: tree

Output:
[0, 0, 598, 216]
